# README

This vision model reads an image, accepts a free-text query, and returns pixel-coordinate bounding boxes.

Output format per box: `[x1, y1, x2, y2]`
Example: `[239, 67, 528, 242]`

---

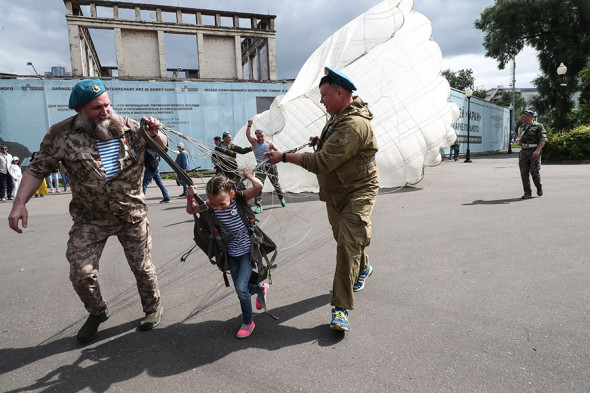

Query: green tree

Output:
[442, 68, 487, 98]
[578, 57, 590, 125]
[494, 90, 527, 112]
[472, 88, 488, 100]
[442, 68, 475, 91]
[475, 0, 590, 131]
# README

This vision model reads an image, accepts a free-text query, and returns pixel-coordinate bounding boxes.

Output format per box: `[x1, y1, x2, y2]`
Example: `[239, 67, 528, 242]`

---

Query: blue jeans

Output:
[48, 172, 60, 191]
[228, 253, 262, 324]
[142, 167, 170, 200]
[179, 178, 188, 195]
[61, 173, 70, 191]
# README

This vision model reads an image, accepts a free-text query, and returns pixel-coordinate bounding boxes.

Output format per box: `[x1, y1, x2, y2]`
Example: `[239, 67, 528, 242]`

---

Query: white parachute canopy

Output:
[234, 0, 459, 192]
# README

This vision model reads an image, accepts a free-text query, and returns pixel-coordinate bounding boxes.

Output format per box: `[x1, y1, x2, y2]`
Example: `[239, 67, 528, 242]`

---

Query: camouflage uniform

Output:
[300, 97, 379, 310]
[516, 121, 547, 196]
[212, 143, 252, 185]
[27, 115, 161, 315]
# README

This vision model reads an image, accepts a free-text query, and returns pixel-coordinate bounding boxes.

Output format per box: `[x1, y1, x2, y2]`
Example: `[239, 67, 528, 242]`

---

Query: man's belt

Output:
[521, 143, 538, 148]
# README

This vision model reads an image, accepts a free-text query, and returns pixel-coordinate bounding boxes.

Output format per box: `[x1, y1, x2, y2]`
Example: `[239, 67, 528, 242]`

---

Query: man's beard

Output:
[75, 110, 126, 141]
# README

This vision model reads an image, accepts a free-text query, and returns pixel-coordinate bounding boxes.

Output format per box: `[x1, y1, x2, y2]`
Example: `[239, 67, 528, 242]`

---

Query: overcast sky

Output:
[0, 0, 540, 89]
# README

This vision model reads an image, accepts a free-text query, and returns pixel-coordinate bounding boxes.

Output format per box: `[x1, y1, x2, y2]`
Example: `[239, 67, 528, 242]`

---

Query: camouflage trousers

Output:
[254, 164, 284, 207]
[326, 192, 376, 310]
[519, 148, 542, 195]
[66, 217, 161, 315]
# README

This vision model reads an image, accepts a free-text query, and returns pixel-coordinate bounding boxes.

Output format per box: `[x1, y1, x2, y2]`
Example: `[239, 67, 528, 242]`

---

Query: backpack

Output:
[137, 121, 277, 290]
[145, 150, 160, 170]
[192, 191, 277, 287]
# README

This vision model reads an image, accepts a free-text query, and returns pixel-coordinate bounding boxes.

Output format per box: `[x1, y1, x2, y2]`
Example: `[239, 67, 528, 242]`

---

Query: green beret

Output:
[68, 79, 106, 109]
[324, 66, 357, 92]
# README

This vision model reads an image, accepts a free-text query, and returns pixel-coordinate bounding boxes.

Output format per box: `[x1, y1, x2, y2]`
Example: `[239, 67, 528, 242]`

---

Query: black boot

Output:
[77, 308, 110, 343]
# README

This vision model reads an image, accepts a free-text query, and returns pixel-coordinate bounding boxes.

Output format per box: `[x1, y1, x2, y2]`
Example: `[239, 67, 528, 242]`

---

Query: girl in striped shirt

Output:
[186, 169, 268, 338]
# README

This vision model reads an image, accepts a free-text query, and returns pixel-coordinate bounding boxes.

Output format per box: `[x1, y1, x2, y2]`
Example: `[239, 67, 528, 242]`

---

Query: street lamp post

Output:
[556, 62, 568, 129]
[509, 58, 516, 154]
[464, 87, 473, 163]
[557, 62, 567, 86]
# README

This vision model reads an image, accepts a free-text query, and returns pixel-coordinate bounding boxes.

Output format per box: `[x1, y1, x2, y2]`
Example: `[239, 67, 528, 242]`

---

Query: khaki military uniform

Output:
[212, 143, 252, 185]
[300, 97, 379, 310]
[27, 115, 161, 315]
[516, 121, 547, 196]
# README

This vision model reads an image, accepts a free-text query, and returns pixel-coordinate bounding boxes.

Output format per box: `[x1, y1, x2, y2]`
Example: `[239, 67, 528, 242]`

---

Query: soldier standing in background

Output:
[515, 109, 547, 199]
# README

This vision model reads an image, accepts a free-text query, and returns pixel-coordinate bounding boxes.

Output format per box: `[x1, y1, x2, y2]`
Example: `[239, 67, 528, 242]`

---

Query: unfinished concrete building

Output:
[63, 0, 277, 81]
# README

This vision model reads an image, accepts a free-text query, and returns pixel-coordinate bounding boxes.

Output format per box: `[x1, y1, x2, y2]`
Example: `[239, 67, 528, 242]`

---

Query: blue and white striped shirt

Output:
[96, 138, 120, 180]
[213, 199, 251, 257]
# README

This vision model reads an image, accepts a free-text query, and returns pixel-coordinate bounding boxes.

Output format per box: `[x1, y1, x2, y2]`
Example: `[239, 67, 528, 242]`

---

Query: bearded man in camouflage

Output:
[8, 79, 165, 343]
[515, 109, 547, 199]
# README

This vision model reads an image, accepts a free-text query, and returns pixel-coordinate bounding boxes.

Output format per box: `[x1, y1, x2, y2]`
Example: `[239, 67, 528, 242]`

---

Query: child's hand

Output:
[243, 168, 254, 178]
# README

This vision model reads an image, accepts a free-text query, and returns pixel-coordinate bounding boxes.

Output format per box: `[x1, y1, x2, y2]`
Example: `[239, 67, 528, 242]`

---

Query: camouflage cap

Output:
[68, 79, 106, 109]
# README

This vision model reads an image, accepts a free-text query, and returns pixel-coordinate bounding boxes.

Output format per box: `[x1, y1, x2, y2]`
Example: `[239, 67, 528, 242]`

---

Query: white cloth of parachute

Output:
[233, 0, 460, 192]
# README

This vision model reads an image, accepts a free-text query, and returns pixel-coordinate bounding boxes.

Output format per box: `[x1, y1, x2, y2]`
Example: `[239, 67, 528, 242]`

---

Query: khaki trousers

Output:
[326, 193, 376, 310]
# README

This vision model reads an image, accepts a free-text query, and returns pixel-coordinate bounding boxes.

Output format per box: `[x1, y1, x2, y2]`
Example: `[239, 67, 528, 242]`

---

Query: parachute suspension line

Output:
[157, 124, 243, 183]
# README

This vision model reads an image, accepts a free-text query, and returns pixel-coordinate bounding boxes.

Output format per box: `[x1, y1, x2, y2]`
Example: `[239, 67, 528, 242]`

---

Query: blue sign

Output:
[0, 79, 292, 170]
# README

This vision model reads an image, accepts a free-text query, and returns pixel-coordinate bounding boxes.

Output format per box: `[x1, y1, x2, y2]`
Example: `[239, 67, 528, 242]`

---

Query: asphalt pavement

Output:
[1, 152, 589, 393]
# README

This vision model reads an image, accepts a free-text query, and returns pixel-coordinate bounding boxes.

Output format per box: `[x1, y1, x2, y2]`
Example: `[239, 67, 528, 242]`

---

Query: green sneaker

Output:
[139, 306, 163, 331]
[254, 206, 263, 214]
[77, 308, 110, 343]
[330, 307, 349, 331]
[280, 198, 286, 207]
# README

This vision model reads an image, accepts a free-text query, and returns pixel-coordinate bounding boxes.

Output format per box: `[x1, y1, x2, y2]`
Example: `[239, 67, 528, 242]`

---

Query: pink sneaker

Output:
[236, 321, 255, 339]
[256, 283, 269, 310]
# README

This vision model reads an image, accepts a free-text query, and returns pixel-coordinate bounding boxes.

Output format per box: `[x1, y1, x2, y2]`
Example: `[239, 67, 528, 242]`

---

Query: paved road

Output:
[1, 153, 589, 392]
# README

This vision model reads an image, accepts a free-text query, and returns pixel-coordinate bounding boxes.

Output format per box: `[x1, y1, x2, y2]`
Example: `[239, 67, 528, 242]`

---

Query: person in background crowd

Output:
[245, 120, 287, 213]
[143, 149, 171, 203]
[0, 144, 14, 201]
[48, 164, 60, 193]
[212, 131, 252, 185]
[9, 156, 22, 197]
[175, 142, 189, 197]
[59, 161, 71, 192]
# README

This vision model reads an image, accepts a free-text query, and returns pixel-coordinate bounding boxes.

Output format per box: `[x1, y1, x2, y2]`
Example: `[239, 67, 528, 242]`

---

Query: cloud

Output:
[0, 0, 538, 88]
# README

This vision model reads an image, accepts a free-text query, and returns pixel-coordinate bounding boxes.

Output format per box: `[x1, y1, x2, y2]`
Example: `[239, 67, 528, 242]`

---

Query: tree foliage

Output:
[577, 57, 590, 125]
[442, 68, 487, 99]
[442, 68, 475, 91]
[475, 0, 590, 131]
[494, 90, 527, 111]
[543, 124, 590, 161]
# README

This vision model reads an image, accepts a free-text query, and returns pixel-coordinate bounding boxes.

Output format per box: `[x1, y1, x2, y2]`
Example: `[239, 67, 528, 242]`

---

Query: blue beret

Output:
[222, 131, 230, 138]
[324, 67, 357, 92]
[68, 79, 106, 109]
[521, 109, 535, 116]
